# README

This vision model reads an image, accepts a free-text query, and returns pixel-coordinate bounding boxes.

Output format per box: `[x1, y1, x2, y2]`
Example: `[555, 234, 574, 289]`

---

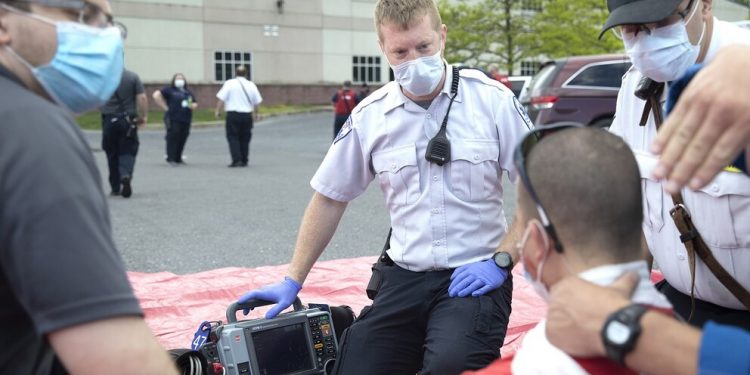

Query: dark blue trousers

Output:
[166, 118, 191, 163]
[102, 114, 139, 193]
[225, 112, 253, 164]
[332, 264, 512, 375]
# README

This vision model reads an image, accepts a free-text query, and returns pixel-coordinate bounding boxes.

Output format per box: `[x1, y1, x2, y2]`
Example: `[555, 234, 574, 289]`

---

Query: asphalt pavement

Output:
[85, 112, 516, 274]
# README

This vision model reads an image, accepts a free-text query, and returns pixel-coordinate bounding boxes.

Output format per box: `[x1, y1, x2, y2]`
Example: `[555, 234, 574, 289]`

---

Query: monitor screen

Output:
[252, 323, 314, 375]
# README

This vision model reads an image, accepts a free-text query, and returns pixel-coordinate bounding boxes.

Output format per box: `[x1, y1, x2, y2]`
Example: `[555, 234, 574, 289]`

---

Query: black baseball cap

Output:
[599, 0, 683, 39]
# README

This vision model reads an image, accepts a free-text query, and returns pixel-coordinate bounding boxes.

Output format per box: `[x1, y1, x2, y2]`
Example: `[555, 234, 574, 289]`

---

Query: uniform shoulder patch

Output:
[513, 96, 533, 130]
[333, 116, 353, 144]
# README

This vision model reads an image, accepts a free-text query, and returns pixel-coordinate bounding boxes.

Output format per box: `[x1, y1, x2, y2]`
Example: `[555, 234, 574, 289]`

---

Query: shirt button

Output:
[426, 114, 431, 119]
[433, 176, 438, 182]
[474, 154, 480, 160]
[711, 184, 719, 193]
[432, 208, 440, 214]
[391, 163, 397, 171]
[433, 240, 441, 246]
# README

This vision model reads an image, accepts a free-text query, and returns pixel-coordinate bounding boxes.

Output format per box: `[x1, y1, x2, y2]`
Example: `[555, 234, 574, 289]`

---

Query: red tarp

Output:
[128, 257, 662, 357]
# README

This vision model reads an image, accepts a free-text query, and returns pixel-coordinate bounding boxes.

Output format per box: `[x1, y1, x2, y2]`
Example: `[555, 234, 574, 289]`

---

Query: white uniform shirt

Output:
[512, 261, 672, 374]
[610, 19, 750, 309]
[311, 66, 531, 272]
[216, 77, 263, 113]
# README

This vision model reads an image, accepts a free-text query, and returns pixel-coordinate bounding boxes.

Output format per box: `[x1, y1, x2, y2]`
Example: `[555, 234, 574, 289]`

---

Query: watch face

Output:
[606, 321, 632, 345]
[493, 252, 513, 269]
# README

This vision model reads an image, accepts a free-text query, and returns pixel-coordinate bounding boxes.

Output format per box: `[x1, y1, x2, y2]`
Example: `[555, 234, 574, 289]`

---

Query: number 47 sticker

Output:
[191, 321, 217, 350]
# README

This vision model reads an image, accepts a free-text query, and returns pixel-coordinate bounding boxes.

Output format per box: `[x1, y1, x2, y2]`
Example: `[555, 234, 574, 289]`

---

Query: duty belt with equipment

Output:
[637, 77, 750, 317]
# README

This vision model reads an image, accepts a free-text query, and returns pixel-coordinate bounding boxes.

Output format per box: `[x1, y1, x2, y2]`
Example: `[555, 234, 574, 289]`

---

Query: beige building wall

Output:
[112, 0, 384, 85]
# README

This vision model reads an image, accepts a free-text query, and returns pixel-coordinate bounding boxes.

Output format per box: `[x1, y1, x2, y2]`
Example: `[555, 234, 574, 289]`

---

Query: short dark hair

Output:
[235, 65, 248, 78]
[518, 128, 643, 262]
[343, 80, 351, 88]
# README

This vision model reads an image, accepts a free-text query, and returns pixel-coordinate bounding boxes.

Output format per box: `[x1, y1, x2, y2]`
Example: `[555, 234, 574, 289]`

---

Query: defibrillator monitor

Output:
[251, 322, 314, 375]
[201, 299, 339, 375]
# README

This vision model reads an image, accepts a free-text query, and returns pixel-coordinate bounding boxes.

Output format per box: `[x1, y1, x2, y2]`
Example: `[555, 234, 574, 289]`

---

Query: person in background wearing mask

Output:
[0, 0, 177, 374]
[238, 0, 531, 373]
[466, 126, 674, 374]
[99, 40, 147, 197]
[153, 73, 198, 166]
[603, 0, 750, 330]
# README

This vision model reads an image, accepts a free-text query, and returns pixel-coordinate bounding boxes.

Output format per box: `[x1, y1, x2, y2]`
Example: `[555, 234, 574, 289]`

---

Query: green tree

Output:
[526, 0, 623, 59]
[438, 0, 533, 75]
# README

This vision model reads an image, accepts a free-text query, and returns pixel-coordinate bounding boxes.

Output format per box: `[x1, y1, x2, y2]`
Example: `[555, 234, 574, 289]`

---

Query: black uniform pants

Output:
[657, 279, 750, 331]
[225, 111, 253, 164]
[333, 115, 349, 140]
[166, 117, 191, 163]
[102, 114, 139, 192]
[332, 264, 512, 375]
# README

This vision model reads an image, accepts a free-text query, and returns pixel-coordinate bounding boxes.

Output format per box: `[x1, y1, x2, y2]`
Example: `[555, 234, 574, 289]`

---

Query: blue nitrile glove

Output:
[238, 276, 302, 319]
[448, 259, 508, 298]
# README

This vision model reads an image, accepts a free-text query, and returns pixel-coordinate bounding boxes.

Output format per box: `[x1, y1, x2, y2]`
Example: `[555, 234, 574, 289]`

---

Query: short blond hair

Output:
[374, 0, 441, 39]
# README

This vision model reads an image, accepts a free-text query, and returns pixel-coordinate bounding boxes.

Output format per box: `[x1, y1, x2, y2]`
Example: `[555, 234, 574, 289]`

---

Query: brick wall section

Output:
[143, 83, 381, 110]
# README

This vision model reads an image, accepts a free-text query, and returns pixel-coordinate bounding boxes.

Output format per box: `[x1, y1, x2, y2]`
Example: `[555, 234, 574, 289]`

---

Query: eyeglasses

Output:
[611, 0, 696, 39]
[513, 122, 584, 253]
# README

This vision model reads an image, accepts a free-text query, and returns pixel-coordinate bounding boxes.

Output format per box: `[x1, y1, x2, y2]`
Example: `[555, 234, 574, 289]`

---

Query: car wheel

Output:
[591, 117, 613, 130]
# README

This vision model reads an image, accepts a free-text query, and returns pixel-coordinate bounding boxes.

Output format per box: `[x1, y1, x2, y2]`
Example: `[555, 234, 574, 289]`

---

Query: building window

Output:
[352, 56, 381, 84]
[521, 0, 543, 11]
[214, 51, 252, 82]
[520, 61, 541, 76]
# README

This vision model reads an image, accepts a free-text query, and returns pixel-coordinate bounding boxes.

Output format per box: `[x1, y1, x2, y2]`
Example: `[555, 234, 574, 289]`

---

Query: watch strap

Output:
[601, 303, 648, 365]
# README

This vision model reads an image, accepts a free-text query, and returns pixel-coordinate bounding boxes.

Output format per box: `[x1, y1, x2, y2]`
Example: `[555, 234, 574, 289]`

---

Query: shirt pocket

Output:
[372, 144, 421, 206]
[682, 173, 750, 249]
[449, 140, 501, 202]
[635, 152, 665, 233]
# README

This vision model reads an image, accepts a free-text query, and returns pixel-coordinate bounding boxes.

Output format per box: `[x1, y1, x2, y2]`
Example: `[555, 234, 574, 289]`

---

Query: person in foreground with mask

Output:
[238, 0, 531, 373]
[0, 0, 177, 373]
[465, 125, 674, 374]
[604, 0, 750, 330]
[153, 73, 198, 166]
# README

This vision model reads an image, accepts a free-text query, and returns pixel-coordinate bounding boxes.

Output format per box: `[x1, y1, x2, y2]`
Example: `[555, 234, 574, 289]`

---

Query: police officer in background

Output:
[238, 0, 531, 373]
[215, 65, 263, 167]
[602, 0, 750, 330]
[100, 30, 148, 197]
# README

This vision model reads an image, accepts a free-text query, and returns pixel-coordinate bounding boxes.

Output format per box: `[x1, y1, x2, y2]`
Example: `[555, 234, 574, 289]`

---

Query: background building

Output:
[114, 0, 749, 106]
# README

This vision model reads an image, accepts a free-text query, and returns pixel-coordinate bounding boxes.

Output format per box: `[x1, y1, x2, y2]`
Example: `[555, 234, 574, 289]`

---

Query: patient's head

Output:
[515, 127, 644, 295]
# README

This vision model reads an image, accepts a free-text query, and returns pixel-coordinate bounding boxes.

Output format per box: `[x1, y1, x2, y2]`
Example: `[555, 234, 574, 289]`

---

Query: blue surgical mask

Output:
[3, 5, 124, 113]
[390, 49, 444, 97]
[623, 1, 705, 82]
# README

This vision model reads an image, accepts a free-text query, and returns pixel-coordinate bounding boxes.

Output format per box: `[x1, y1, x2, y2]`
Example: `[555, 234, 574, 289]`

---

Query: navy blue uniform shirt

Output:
[160, 86, 195, 124]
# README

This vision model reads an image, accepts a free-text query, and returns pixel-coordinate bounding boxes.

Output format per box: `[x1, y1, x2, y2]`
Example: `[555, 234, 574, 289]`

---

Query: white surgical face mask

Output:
[174, 79, 186, 89]
[390, 49, 444, 97]
[518, 220, 551, 302]
[623, 1, 705, 82]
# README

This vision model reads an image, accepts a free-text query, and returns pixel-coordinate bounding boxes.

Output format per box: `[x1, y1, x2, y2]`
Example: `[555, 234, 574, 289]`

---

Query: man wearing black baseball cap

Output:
[605, 0, 750, 333]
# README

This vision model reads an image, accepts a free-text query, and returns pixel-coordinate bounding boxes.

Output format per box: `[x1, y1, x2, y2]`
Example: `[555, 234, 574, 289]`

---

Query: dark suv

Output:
[520, 54, 631, 128]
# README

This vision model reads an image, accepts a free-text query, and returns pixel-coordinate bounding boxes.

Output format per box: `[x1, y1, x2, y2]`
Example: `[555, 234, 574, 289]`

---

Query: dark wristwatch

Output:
[601, 303, 648, 365]
[492, 251, 514, 271]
